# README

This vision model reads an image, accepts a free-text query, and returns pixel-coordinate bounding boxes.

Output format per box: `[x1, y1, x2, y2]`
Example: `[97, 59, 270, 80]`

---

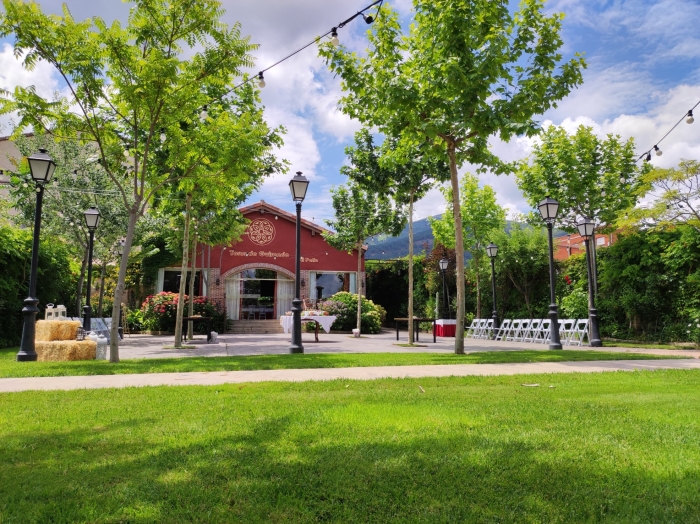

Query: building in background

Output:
[156, 201, 366, 320]
[554, 231, 618, 261]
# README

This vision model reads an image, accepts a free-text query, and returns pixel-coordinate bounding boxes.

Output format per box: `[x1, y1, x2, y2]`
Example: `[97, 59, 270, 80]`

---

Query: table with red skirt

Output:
[435, 319, 456, 337]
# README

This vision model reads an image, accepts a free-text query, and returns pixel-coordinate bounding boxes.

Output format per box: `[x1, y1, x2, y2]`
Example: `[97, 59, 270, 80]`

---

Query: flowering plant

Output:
[141, 292, 218, 332]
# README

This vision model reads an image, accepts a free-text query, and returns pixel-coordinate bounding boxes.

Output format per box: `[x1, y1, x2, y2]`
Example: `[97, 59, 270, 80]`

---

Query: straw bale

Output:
[36, 340, 97, 361]
[35, 320, 81, 341]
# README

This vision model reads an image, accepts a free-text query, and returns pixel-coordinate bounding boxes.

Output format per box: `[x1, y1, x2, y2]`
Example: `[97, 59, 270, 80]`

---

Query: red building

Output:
[554, 231, 617, 261]
[156, 201, 365, 320]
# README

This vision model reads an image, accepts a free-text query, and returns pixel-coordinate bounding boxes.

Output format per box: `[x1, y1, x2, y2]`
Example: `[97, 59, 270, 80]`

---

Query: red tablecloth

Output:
[435, 319, 456, 337]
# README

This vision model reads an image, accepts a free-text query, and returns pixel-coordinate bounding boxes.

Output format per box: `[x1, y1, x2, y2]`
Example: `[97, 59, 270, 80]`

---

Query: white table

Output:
[280, 315, 337, 341]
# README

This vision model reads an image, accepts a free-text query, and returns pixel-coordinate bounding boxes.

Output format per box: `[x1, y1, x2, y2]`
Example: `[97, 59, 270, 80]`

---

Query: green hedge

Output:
[0, 225, 76, 348]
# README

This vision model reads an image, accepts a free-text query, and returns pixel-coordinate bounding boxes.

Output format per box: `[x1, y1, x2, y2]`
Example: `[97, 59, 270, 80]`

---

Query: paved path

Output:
[118, 331, 700, 359]
[2, 359, 699, 393]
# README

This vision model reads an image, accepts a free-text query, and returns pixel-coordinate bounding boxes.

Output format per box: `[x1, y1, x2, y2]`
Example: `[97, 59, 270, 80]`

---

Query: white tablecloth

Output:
[280, 315, 337, 334]
[436, 319, 456, 326]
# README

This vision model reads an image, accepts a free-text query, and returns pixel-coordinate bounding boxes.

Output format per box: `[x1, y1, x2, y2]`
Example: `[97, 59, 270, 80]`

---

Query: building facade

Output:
[554, 231, 617, 261]
[156, 201, 365, 320]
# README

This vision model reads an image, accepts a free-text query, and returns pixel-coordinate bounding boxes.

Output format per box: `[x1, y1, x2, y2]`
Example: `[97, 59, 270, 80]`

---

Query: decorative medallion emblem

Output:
[247, 218, 276, 246]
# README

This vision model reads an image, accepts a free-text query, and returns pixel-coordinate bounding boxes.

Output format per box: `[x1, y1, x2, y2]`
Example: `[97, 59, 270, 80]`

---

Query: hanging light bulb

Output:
[258, 72, 266, 88]
[331, 28, 339, 47]
[644, 152, 652, 162]
[619, 176, 625, 184]
[200, 105, 208, 122]
[123, 147, 130, 157]
[654, 145, 662, 156]
[361, 13, 374, 24]
[687, 110, 694, 124]
[160, 129, 166, 143]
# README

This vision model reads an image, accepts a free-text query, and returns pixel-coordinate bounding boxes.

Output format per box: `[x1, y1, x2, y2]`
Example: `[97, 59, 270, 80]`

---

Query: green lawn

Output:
[0, 347, 682, 378]
[1, 370, 699, 522]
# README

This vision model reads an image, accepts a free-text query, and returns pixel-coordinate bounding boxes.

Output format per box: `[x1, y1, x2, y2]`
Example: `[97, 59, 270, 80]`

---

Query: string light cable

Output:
[225, 0, 384, 94]
[637, 101, 698, 163]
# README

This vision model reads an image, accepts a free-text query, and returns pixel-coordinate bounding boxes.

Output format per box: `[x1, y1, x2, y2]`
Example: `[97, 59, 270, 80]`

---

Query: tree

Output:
[320, 0, 585, 353]
[516, 124, 641, 292]
[430, 173, 506, 318]
[491, 223, 551, 319]
[1, 0, 285, 361]
[7, 134, 129, 316]
[342, 129, 449, 342]
[628, 160, 700, 232]
[324, 182, 405, 334]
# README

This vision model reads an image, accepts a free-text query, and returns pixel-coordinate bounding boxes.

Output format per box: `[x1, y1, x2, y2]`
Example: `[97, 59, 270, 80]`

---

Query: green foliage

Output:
[561, 289, 589, 320]
[516, 125, 641, 230]
[489, 223, 552, 319]
[627, 160, 700, 232]
[0, 224, 76, 347]
[319, 292, 385, 334]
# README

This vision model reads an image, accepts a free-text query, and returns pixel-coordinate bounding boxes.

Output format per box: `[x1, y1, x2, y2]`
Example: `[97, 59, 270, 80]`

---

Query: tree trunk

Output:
[357, 241, 363, 332]
[408, 190, 415, 344]
[447, 145, 465, 354]
[109, 207, 139, 362]
[187, 231, 197, 340]
[75, 244, 88, 316]
[174, 194, 192, 348]
[97, 257, 107, 318]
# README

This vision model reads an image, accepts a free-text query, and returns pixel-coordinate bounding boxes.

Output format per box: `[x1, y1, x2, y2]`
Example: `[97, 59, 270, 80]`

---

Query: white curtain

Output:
[309, 272, 317, 301]
[277, 279, 294, 318]
[349, 273, 357, 294]
[225, 276, 241, 320]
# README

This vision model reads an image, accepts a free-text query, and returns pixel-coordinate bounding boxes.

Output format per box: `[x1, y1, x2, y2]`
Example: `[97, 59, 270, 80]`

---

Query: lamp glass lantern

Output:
[439, 258, 449, 272]
[83, 207, 101, 230]
[486, 242, 499, 258]
[537, 196, 560, 222]
[576, 217, 595, 238]
[27, 148, 56, 183]
[289, 171, 309, 202]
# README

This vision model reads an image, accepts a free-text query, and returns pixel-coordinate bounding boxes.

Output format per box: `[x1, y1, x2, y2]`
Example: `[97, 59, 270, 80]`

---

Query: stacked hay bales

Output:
[35, 320, 96, 361]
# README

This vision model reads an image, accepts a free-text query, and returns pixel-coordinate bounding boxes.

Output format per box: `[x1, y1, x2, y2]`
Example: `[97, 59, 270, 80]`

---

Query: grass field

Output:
[0, 347, 683, 378]
[1, 370, 699, 522]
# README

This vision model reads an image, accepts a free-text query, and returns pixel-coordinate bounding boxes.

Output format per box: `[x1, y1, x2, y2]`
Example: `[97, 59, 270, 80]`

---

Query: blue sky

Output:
[1, 0, 698, 225]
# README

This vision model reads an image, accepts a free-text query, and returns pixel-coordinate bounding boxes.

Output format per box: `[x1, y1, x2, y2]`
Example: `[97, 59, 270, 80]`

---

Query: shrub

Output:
[561, 289, 588, 320]
[319, 292, 384, 334]
[141, 292, 223, 333]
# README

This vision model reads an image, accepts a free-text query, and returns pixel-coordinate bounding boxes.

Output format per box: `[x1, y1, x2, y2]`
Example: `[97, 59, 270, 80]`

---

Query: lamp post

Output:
[289, 171, 309, 354]
[486, 242, 499, 339]
[538, 196, 563, 349]
[17, 149, 57, 362]
[439, 257, 449, 319]
[82, 207, 101, 332]
[576, 217, 603, 347]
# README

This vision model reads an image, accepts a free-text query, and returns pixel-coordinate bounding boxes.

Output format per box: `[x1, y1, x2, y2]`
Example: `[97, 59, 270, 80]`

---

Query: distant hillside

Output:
[365, 215, 566, 260]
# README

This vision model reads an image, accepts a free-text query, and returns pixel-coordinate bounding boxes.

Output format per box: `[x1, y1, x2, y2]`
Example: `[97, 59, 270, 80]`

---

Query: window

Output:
[162, 270, 201, 294]
[310, 272, 356, 301]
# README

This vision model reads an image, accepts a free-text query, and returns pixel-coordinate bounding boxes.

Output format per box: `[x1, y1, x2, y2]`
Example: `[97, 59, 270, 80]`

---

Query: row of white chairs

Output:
[465, 318, 590, 346]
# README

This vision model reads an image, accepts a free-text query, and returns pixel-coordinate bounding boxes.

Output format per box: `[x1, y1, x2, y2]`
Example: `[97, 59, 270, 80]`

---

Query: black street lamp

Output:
[439, 257, 450, 319]
[289, 171, 309, 354]
[538, 196, 563, 349]
[486, 242, 499, 339]
[576, 217, 603, 347]
[82, 207, 101, 332]
[17, 149, 57, 362]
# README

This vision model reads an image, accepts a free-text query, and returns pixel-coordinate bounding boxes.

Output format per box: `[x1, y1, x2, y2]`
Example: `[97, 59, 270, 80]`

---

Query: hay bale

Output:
[36, 340, 97, 361]
[35, 320, 81, 342]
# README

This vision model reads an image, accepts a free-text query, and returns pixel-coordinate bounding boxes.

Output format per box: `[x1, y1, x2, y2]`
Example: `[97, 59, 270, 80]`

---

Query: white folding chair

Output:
[473, 319, 487, 339]
[465, 319, 480, 339]
[523, 319, 541, 343]
[559, 319, 574, 345]
[514, 319, 531, 342]
[536, 319, 551, 343]
[569, 319, 589, 346]
[479, 319, 495, 339]
[495, 319, 511, 341]
[506, 319, 522, 341]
